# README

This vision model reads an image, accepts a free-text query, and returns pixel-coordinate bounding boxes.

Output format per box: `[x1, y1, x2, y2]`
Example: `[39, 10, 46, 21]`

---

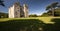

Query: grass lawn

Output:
[0, 17, 60, 23]
[38, 17, 60, 23]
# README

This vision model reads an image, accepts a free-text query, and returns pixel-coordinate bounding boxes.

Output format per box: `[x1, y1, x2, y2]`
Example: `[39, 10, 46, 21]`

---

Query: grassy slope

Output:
[38, 17, 60, 23]
[0, 17, 60, 23]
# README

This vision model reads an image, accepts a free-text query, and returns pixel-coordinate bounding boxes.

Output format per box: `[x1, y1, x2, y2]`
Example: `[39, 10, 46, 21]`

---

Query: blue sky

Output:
[0, 0, 60, 15]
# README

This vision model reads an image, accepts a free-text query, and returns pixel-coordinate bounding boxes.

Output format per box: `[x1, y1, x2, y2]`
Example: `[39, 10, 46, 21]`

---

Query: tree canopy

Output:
[0, 0, 5, 6]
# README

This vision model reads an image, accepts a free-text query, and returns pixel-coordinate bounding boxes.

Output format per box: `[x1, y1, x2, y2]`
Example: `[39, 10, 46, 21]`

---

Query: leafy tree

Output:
[54, 8, 60, 16]
[41, 13, 50, 17]
[29, 14, 38, 17]
[0, 12, 8, 18]
[0, 0, 5, 6]
[46, 2, 58, 16]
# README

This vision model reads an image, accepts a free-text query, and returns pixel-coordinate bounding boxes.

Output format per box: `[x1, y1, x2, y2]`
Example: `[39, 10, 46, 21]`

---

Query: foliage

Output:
[0, 12, 8, 18]
[41, 8, 60, 17]
[42, 2, 60, 17]
[46, 2, 59, 16]
[41, 12, 52, 17]
[46, 2, 58, 10]
[0, 0, 5, 6]
[54, 8, 60, 16]
[46, 5, 51, 10]
[29, 14, 38, 17]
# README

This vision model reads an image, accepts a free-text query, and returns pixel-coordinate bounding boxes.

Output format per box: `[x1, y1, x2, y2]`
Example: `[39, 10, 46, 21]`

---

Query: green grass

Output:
[38, 17, 60, 23]
[0, 17, 60, 23]
[0, 19, 43, 31]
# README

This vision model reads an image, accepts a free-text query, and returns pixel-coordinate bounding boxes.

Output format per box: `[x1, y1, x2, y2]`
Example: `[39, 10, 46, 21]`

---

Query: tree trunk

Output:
[51, 7, 54, 16]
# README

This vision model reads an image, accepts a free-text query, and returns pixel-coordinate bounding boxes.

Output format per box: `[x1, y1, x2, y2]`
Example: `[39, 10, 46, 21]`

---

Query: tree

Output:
[46, 2, 58, 16]
[0, 0, 5, 6]
[54, 8, 60, 16]
[0, 12, 8, 18]
[29, 14, 38, 17]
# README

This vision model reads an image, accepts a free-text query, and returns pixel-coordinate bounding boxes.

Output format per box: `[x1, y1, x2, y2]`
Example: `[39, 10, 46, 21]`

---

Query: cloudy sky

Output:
[0, 0, 60, 15]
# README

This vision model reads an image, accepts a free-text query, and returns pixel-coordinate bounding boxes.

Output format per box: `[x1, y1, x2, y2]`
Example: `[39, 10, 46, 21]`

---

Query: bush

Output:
[29, 14, 38, 17]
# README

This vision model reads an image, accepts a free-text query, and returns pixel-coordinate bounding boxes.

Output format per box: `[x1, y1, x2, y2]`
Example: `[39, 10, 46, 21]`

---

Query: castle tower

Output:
[9, 2, 21, 18]
[23, 4, 29, 17]
[9, 1, 29, 18]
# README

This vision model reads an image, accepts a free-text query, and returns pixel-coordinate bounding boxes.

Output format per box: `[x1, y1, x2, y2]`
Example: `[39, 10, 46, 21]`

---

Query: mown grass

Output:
[0, 17, 60, 23]
[38, 17, 60, 23]
[0, 19, 43, 31]
[0, 17, 60, 31]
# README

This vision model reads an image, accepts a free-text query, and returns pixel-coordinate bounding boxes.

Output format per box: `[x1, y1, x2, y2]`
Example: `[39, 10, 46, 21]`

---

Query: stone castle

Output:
[9, 2, 28, 18]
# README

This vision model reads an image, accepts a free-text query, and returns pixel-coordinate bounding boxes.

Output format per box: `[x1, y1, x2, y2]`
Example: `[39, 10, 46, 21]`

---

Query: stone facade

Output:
[23, 4, 29, 17]
[9, 2, 28, 18]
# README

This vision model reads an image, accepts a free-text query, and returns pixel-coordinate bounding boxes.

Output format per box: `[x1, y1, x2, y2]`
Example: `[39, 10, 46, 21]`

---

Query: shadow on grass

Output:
[51, 18, 60, 23]
[0, 19, 44, 31]
[1, 18, 60, 31]
[51, 18, 60, 31]
[43, 18, 60, 31]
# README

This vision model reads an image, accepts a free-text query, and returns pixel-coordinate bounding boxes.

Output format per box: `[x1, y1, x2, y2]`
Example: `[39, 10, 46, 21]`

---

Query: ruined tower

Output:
[23, 4, 29, 17]
[9, 2, 28, 18]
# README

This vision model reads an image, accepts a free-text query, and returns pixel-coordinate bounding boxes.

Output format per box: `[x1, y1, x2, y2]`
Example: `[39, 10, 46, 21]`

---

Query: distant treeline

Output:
[0, 12, 8, 18]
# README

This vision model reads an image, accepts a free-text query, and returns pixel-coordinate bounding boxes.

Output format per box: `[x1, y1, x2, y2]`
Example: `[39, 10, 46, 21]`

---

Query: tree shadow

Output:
[1, 18, 60, 31]
[51, 18, 60, 31]
[0, 19, 44, 31]
[43, 18, 60, 31]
